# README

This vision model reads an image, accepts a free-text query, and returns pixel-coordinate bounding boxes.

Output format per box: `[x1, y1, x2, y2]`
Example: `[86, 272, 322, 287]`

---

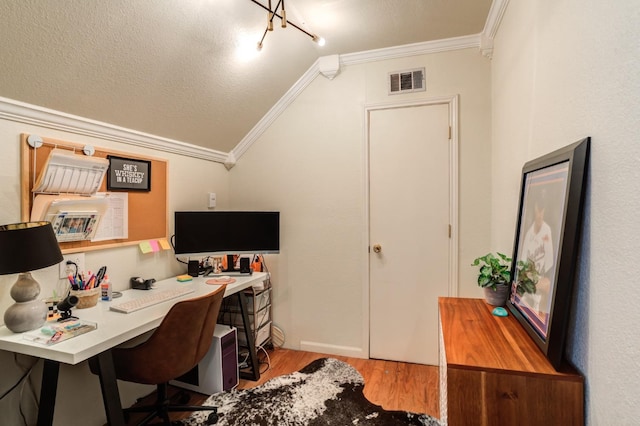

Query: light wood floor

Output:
[125, 348, 440, 424]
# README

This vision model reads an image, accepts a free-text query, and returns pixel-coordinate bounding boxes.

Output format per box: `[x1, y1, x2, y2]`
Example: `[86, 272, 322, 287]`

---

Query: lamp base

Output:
[4, 272, 48, 333]
[4, 300, 48, 333]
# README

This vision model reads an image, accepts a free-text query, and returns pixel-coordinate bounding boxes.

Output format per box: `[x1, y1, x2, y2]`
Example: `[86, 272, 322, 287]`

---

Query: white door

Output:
[369, 102, 452, 365]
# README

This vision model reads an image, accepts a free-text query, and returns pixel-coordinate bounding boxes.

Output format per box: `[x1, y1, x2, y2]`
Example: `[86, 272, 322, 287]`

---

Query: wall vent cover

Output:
[388, 68, 426, 95]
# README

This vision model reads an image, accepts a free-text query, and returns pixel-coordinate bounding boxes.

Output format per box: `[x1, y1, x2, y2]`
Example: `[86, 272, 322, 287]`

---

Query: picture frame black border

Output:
[106, 155, 152, 191]
[506, 137, 590, 370]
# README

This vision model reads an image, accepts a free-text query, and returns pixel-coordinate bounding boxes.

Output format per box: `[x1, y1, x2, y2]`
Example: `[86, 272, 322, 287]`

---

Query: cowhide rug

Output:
[179, 357, 440, 426]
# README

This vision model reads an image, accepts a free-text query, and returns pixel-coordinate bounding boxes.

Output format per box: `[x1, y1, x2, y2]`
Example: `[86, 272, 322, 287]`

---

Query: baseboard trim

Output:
[299, 341, 367, 359]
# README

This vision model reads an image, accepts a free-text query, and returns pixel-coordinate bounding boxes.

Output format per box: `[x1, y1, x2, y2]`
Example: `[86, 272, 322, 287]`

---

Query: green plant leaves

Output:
[471, 252, 512, 290]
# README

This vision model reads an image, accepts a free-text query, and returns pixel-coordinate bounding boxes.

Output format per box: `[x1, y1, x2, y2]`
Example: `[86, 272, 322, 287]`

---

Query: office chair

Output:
[91, 285, 226, 425]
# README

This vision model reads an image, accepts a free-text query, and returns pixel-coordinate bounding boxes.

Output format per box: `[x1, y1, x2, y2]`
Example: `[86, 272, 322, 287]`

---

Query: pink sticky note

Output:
[149, 240, 160, 252]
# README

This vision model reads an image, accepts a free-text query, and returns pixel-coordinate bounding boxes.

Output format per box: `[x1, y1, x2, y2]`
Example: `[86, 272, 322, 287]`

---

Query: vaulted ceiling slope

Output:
[0, 0, 492, 154]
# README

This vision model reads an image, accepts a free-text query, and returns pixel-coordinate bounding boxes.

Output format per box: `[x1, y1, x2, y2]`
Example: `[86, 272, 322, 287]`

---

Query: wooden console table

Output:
[438, 298, 584, 426]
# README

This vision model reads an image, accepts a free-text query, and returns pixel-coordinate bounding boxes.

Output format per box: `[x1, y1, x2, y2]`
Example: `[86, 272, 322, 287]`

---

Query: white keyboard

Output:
[109, 287, 195, 314]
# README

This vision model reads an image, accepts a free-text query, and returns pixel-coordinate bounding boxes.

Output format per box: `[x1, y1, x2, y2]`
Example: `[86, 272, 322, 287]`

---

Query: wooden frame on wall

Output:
[20, 134, 168, 253]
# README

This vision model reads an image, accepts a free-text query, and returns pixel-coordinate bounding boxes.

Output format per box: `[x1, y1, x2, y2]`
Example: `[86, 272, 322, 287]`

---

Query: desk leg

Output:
[237, 291, 260, 381]
[37, 359, 59, 426]
[93, 351, 126, 426]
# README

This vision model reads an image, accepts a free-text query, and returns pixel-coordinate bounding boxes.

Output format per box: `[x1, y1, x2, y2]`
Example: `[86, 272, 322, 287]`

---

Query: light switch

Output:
[208, 192, 216, 208]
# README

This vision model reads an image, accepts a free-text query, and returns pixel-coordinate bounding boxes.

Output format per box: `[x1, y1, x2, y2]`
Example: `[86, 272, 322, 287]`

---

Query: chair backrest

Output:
[111, 285, 226, 385]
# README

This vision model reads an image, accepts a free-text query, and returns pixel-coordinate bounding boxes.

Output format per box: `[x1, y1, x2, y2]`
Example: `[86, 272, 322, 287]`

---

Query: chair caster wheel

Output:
[206, 412, 219, 424]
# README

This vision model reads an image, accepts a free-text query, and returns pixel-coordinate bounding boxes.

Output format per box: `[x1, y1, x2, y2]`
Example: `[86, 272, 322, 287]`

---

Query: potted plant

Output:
[471, 252, 512, 306]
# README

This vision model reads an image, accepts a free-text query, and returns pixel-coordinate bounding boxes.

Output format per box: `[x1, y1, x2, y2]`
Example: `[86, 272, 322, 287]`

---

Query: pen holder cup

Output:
[70, 287, 100, 309]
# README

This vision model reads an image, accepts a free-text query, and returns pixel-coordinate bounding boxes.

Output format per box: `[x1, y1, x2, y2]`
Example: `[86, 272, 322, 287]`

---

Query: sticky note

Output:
[149, 240, 160, 252]
[158, 238, 171, 250]
[139, 241, 153, 254]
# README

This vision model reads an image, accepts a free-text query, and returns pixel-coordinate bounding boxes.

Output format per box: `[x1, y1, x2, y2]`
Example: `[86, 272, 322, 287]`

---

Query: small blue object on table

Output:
[492, 306, 508, 317]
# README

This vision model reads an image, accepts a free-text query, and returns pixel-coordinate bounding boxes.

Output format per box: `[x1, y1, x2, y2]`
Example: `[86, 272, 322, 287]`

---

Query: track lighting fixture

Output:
[250, 0, 323, 51]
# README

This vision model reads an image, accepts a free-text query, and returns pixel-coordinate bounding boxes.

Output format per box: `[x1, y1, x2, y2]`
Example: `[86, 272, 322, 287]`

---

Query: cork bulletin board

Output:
[20, 134, 168, 253]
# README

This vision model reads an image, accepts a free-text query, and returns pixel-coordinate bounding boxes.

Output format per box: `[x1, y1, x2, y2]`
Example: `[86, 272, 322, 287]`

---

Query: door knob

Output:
[372, 244, 382, 253]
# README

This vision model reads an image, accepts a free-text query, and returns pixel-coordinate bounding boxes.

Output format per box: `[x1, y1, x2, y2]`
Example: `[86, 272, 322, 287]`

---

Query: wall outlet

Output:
[208, 192, 217, 209]
[59, 253, 85, 279]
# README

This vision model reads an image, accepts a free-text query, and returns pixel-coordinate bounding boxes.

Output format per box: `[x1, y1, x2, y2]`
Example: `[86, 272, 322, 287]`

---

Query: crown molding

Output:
[483, 0, 510, 39]
[231, 34, 481, 164]
[0, 96, 227, 163]
[228, 61, 321, 167]
[480, 0, 510, 58]
[341, 34, 480, 65]
[0, 8, 505, 168]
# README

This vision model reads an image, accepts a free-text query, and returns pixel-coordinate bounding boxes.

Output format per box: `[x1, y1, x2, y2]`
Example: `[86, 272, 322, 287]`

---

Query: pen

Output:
[68, 274, 79, 291]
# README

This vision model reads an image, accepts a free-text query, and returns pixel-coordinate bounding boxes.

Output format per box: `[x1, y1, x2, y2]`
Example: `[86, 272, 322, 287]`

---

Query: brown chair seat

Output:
[90, 285, 226, 425]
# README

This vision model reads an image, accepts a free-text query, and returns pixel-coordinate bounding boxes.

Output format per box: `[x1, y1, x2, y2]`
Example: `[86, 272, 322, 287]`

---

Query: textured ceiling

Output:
[0, 0, 492, 153]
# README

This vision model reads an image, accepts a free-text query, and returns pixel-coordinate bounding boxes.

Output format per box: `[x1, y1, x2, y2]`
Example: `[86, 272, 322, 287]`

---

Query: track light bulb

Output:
[281, 10, 287, 28]
[268, 12, 274, 31]
[313, 35, 326, 46]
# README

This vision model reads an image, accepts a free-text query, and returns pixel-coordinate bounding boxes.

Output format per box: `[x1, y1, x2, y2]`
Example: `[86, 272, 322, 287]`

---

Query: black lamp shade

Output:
[0, 222, 63, 275]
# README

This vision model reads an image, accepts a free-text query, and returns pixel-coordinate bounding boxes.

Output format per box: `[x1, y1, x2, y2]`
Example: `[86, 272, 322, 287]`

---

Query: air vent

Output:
[388, 68, 426, 95]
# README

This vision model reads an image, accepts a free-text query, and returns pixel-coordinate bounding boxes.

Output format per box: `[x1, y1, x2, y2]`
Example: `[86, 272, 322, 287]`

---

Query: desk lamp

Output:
[0, 222, 63, 333]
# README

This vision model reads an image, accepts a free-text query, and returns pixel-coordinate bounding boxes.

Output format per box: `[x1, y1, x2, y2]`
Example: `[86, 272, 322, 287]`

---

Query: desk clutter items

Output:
[206, 277, 236, 285]
[70, 287, 100, 309]
[22, 135, 169, 253]
[56, 294, 79, 320]
[100, 275, 112, 300]
[131, 276, 156, 289]
[30, 148, 110, 243]
[67, 266, 107, 308]
[22, 318, 97, 346]
[32, 148, 109, 195]
[176, 274, 193, 282]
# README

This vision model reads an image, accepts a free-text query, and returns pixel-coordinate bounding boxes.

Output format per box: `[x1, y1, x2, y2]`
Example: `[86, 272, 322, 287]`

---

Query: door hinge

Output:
[448, 224, 452, 238]
[448, 126, 452, 140]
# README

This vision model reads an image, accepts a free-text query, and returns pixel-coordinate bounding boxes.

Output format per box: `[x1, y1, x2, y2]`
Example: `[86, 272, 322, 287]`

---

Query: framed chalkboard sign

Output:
[107, 155, 151, 191]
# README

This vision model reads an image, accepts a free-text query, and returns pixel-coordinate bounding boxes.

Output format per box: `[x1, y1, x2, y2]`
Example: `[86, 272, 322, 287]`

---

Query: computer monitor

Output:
[173, 211, 280, 256]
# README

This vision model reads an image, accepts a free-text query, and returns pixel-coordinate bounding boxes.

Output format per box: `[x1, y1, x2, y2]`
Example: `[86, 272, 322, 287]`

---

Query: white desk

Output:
[0, 272, 268, 426]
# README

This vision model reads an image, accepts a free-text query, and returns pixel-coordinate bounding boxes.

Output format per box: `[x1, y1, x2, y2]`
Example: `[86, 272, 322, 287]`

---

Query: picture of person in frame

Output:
[68, 218, 85, 233]
[60, 217, 73, 234]
[520, 187, 554, 315]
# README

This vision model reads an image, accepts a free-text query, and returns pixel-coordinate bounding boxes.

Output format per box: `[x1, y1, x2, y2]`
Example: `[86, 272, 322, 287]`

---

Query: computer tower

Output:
[171, 324, 238, 394]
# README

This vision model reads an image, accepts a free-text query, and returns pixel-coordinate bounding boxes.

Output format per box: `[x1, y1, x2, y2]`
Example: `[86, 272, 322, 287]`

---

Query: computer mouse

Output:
[492, 307, 508, 317]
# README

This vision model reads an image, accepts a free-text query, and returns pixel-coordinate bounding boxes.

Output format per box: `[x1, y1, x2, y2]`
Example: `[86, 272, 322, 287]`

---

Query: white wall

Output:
[0, 117, 230, 425]
[491, 0, 640, 423]
[229, 48, 492, 356]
